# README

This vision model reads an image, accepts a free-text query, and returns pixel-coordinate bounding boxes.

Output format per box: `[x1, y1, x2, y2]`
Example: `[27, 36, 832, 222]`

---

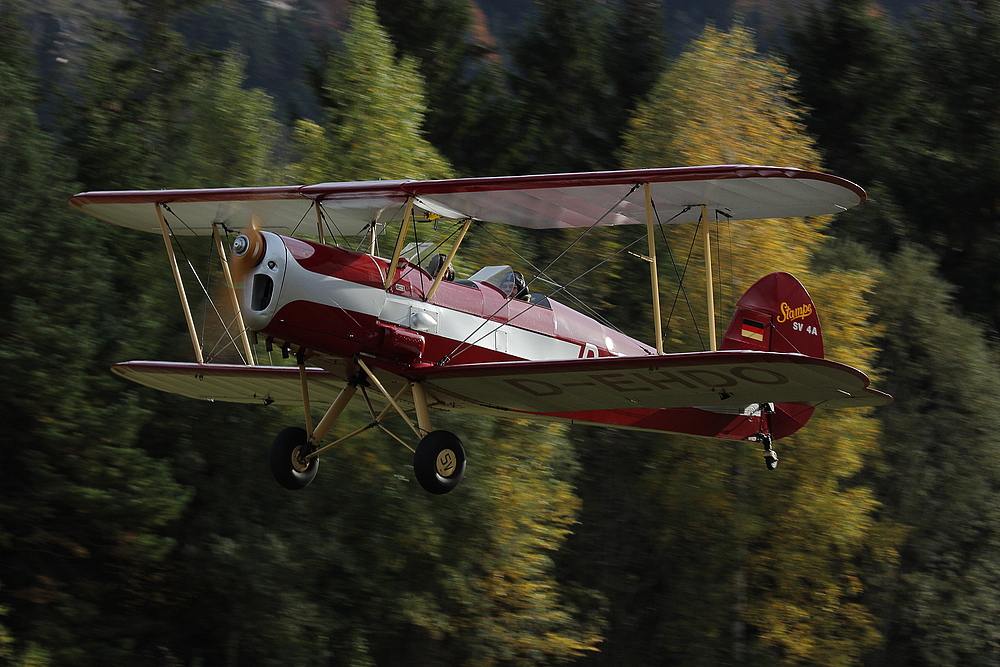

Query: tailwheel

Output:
[413, 430, 466, 494]
[758, 432, 778, 470]
[269, 426, 319, 490]
[764, 449, 779, 470]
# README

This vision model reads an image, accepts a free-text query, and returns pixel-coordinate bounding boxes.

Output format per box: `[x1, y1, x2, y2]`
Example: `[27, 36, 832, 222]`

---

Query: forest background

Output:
[3, 0, 1000, 665]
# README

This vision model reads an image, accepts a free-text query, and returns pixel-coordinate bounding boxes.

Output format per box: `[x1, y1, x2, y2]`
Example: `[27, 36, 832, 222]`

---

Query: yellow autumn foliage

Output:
[623, 25, 826, 348]
[621, 24, 892, 667]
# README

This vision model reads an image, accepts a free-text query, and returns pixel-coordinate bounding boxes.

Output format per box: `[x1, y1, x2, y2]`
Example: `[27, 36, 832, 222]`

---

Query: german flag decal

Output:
[741, 318, 765, 342]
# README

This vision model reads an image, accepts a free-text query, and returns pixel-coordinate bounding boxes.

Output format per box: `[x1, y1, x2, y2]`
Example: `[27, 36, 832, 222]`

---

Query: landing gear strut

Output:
[751, 403, 778, 470]
[269, 353, 468, 493]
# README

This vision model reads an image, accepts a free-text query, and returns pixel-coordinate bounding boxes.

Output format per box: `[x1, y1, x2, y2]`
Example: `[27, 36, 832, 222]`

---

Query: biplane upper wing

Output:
[113, 351, 889, 413]
[402, 165, 865, 227]
[68, 181, 413, 237]
[70, 165, 865, 235]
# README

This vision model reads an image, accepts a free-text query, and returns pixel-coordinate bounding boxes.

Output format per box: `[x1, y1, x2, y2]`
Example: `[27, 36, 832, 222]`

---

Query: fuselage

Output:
[240, 232, 655, 370]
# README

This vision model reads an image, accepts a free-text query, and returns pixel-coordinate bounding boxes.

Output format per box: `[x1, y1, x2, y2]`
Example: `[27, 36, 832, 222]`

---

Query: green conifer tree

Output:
[293, 0, 452, 183]
[865, 245, 1000, 667]
[0, 5, 190, 664]
[505, 0, 616, 173]
[603, 0, 668, 137]
[784, 0, 912, 185]
[371, 0, 513, 176]
[161, 50, 282, 188]
[783, 0, 915, 252]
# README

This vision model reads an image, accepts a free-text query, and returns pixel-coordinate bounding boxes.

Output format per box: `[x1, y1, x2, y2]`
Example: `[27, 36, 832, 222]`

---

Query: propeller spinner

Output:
[230, 216, 266, 288]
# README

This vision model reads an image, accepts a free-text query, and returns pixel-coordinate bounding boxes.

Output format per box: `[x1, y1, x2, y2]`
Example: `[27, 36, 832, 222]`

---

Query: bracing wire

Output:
[320, 204, 347, 245]
[438, 185, 641, 364]
[440, 185, 714, 364]
[723, 212, 736, 316]
[655, 202, 705, 350]
[475, 222, 622, 331]
[160, 206, 249, 364]
[289, 205, 318, 238]
[526, 184, 641, 293]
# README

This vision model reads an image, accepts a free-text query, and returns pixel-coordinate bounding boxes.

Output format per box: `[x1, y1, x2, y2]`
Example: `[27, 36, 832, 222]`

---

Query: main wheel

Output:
[413, 430, 466, 494]
[269, 427, 319, 490]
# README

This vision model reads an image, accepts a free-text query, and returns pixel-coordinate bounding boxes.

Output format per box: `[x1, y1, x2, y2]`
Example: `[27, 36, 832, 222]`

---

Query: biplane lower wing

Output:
[114, 350, 888, 414]
[411, 351, 888, 441]
[408, 351, 890, 412]
[112, 361, 350, 406]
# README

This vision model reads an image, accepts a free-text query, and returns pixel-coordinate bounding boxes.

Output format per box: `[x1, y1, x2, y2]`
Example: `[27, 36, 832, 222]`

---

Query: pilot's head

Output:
[500, 271, 528, 300]
[427, 253, 455, 281]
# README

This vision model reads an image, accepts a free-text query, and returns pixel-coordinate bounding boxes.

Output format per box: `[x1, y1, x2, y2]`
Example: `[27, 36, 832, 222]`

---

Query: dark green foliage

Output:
[783, 0, 917, 254]
[505, 0, 617, 173]
[307, 0, 521, 177]
[789, 3, 1000, 665]
[490, 0, 668, 174]
[784, 0, 913, 188]
[374, 0, 668, 176]
[786, 0, 1000, 330]
[436, 61, 525, 176]
[558, 428, 739, 667]
[293, 0, 452, 182]
[603, 0, 668, 136]
[368, 0, 522, 176]
[898, 0, 1000, 327]
[128, 405, 600, 665]
[63, 15, 220, 193]
[0, 4, 190, 664]
[177, 0, 322, 122]
[866, 246, 1000, 667]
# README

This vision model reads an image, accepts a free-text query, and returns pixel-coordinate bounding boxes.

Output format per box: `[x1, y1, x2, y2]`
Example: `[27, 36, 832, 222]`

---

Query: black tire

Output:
[413, 430, 466, 494]
[269, 427, 319, 490]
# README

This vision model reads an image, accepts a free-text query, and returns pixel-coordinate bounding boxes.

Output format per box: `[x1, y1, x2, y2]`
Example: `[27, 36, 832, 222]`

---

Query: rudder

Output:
[721, 272, 823, 359]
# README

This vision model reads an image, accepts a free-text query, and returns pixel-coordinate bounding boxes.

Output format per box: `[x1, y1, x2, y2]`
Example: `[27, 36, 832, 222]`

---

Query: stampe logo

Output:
[775, 302, 813, 323]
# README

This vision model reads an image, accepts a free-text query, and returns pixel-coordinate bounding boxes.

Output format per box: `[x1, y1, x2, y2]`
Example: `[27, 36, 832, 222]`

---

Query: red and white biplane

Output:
[70, 165, 891, 494]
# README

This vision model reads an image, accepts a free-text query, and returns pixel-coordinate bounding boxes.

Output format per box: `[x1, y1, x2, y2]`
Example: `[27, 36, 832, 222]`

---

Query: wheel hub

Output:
[435, 448, 457, 477]
[291, 445, 312, 473]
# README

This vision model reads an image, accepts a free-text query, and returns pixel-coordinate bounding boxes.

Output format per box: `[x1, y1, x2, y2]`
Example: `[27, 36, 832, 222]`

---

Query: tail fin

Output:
[721, 272, 823, 359]
[720, 272, 821, 441]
